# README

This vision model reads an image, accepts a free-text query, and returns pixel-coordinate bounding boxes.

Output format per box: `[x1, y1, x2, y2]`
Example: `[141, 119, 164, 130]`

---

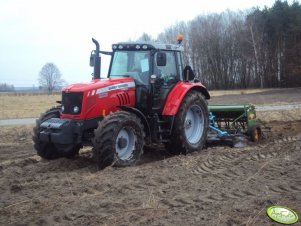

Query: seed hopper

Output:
[207, 104, 262, 146]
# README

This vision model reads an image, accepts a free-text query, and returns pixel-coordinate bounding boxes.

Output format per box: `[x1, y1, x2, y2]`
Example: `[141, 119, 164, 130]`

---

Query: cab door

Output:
[152, 51, 180, 112]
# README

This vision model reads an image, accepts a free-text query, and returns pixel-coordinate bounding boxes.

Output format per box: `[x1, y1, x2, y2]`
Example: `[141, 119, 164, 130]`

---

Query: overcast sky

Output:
[0, 0, 287, 87]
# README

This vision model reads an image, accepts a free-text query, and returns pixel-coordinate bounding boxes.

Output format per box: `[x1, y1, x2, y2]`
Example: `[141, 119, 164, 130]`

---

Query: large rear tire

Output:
[165, 91, 209, 154]
[32, 106, 80, 159]
[92, 111, 144, 169]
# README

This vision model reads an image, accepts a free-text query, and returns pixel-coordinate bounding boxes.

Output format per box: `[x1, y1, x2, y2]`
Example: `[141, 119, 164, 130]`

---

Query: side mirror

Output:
[90, 51, 96, 67]
[156, 52, 166, 66]
[183, 65, 195, 81]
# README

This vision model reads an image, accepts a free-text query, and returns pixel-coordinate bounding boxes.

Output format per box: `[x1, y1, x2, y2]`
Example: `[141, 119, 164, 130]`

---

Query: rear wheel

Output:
[165, 91, 209, 154]
[32, 106, 80, 159]
[92, 111, 144, 169]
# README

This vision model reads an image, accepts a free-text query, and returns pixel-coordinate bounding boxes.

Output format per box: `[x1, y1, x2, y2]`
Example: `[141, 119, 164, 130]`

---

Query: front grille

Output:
[62, 92, 83, 115]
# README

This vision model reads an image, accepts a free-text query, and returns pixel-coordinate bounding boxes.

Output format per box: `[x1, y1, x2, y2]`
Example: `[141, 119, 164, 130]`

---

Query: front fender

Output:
[162, 81, 210, 116]
[118, 106, 151, 144]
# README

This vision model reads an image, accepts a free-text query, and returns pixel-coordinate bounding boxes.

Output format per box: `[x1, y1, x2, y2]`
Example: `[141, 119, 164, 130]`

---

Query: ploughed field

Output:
[1, 88, 301, 225]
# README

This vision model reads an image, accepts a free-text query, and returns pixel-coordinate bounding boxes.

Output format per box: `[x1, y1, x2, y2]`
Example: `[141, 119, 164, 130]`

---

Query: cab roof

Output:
[112, 42, 184, 52]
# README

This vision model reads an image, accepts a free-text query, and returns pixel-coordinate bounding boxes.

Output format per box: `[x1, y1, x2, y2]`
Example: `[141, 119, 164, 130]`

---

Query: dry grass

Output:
[0, 93, 60, 119]
[209, 88, 277, 97]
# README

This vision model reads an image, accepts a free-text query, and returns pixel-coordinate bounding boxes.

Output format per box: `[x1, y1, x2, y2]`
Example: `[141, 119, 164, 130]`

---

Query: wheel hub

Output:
[117, 137, 128, 149]
[115, 128, 136, 161]
[185, 119, 192, 129]
[184, 105, 204, 144]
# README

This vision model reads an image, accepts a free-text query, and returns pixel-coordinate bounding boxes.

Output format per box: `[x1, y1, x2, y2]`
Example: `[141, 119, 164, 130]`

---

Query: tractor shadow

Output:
[138, 145, 177, 165]
[44, 146, 172, 172]
[40, 148, 99, 173]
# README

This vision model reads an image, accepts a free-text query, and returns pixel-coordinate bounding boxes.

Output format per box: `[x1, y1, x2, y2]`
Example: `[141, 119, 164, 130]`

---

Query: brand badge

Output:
[267, 206, 299, 224]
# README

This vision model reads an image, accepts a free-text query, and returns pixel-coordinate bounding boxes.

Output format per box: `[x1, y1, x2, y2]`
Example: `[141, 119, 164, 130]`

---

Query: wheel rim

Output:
[115, 127, 136, 160]
[184, 105, 204, 144]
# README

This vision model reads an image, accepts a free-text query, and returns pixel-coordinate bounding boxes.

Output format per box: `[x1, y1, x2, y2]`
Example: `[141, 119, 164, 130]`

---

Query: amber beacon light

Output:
[177, 34, 183, 44]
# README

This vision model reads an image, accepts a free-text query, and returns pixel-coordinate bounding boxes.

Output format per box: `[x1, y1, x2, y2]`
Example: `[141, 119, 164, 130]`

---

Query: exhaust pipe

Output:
[92, 38, 101, 80]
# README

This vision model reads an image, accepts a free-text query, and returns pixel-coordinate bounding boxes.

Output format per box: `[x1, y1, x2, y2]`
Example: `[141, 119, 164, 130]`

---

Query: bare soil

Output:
[1, 89, 301, 226]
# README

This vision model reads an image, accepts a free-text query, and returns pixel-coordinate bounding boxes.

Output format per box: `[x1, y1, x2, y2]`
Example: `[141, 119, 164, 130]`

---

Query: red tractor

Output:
[33, 37, 210, 168]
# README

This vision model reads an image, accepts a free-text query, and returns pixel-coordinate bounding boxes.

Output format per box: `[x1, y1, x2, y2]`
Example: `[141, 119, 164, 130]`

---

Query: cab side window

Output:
[154, 51, 177, 82]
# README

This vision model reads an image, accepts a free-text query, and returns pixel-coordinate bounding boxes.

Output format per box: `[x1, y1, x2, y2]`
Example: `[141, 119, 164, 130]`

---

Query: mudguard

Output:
[162, 81, 210, 116]
[118, 106, 151, 144]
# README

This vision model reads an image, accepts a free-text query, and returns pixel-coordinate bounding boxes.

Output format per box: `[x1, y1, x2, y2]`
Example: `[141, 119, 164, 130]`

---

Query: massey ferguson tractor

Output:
[33, 36, 210, 168]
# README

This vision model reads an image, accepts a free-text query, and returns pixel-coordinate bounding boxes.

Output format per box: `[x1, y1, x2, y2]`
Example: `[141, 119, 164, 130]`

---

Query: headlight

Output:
[73, 106, 80, 113]
[61, 105, 65, 112]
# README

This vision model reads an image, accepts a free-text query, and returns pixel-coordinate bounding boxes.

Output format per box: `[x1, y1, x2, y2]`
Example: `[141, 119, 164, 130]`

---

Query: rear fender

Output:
[162, 81, 210, 116]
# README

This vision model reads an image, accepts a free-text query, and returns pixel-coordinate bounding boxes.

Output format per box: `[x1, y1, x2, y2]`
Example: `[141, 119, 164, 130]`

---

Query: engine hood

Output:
[62, 77, 136, 93]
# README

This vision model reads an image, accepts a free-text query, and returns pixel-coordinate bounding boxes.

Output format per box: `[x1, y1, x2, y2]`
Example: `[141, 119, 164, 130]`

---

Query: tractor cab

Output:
[108, 42, 187, 114]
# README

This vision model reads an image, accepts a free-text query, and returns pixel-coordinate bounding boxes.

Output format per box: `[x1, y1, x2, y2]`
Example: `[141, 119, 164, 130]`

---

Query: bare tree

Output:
[38, 63, 64, 94]
[157, 21, 190, 66]
[136, 33, 153, 42]
[246, 9, 265, 88]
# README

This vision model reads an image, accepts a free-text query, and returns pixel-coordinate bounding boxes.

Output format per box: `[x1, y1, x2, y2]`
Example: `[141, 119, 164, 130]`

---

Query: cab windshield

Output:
[109, 50, 150, 85]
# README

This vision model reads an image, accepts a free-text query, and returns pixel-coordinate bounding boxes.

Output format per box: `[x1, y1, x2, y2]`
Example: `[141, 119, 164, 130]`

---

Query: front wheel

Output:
[92, 111, 145, 169]
[165, 91, 209, 154]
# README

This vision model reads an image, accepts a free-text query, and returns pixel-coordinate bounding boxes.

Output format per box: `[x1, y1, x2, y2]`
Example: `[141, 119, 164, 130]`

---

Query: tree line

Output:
[38, 0, 300, 92]
[151, 0, 301, 89]
[0, 83, 15, 92]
